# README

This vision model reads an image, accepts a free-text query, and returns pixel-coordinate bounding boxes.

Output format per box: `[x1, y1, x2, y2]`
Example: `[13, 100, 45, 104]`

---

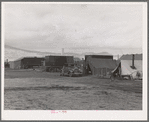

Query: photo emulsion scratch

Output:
[2, 2, 147, 121]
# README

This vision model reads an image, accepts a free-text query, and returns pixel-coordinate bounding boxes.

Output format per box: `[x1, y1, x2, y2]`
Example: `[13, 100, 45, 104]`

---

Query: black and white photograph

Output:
[1, 2, 147, 120]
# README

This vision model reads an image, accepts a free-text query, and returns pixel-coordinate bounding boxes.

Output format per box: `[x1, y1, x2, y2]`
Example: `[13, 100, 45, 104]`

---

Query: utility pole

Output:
[117, 54, 119, 60]
[62, 48, 64, 55]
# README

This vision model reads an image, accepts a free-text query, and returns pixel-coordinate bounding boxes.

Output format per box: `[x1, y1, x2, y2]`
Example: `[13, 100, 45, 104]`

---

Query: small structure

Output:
[84, 55, 117, 78]
[112, 54, 142, 80]
[5, 59, 10, 68]
[9, 57, 44, 69]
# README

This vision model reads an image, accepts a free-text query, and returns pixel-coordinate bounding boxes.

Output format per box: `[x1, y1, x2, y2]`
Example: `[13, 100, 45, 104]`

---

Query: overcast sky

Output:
[4, 3, 144, 54]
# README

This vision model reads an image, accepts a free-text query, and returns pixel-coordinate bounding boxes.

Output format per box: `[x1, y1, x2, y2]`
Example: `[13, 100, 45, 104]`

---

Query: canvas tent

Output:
[85, 56, 117, 77]
[112, 54, 142, 80]
[121, 60, 142, 75]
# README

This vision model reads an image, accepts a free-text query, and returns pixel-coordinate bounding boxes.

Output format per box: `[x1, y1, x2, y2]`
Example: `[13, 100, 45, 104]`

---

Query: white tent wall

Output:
[121, 60, 142, 76]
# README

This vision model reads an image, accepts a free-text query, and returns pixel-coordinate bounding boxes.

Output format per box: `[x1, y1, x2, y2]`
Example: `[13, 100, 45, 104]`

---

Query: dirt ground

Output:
[4, 69, 142, 110]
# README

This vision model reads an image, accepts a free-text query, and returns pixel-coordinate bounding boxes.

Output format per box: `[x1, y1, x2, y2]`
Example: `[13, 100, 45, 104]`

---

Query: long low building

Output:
[44, 55, 74, 72]
[9, 57, 44, 69]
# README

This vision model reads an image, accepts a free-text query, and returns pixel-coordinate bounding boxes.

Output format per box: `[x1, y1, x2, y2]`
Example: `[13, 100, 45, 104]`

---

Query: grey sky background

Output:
[4, 3, 143, 54]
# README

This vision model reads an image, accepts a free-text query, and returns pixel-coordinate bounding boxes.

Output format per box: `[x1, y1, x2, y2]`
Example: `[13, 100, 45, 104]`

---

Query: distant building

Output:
[74, 57, 81, 62]
[9, 57, 44, 69]
[44, 55, 74, 72]
[45, 55, 74, 67]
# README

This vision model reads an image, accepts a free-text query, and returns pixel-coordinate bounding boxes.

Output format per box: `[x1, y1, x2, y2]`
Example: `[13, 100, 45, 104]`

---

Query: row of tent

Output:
[85, 54, 142, 80]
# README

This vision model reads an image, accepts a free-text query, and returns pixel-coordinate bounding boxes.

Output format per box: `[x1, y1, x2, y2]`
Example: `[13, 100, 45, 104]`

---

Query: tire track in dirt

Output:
[5, 86, 82, 91]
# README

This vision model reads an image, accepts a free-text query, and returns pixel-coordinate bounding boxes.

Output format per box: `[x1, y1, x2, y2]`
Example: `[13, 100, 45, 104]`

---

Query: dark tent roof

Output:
[85, 55, 113, 61]
[87, 57, 117, 69]
[120, 54, 142, 60]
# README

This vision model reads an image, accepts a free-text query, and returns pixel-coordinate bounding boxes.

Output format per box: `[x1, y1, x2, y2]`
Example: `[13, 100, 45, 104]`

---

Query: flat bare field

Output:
[4, 69, 142, 110]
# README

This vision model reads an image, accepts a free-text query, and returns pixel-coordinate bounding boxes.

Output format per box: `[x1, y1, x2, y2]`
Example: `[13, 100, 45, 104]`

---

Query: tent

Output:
[86, 57, 117, 77]
[112, 54, 142, 80]
[121, 60, 142, 76]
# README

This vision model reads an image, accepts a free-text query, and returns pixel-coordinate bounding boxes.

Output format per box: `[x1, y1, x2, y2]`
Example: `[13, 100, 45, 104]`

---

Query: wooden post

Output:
[97, 68, 99, 78]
